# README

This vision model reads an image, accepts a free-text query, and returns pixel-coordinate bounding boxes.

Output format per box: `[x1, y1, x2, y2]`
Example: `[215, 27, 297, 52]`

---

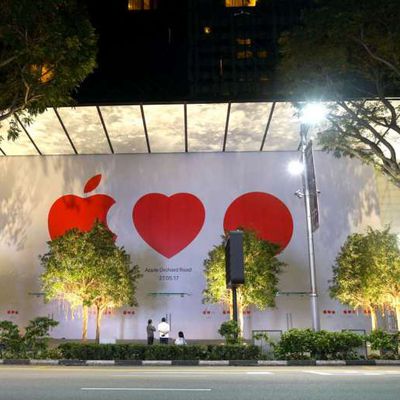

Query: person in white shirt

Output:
[174, 331, 187, 346]
[157, 317, 170, 344]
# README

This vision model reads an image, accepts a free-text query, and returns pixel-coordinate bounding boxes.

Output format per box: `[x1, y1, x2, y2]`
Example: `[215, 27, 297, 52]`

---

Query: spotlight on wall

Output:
[288, 160, 304, 175]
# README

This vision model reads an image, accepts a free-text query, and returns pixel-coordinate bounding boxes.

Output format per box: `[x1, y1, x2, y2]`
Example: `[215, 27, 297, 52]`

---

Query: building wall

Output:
[0, 151, 383, 341]
[188, 0, 311, 99]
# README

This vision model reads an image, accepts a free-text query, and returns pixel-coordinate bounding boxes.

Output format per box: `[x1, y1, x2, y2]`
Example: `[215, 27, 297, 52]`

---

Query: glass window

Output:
[257, 50, 268, 58]
[225, 0, 257, 7]
[236, 38, 252, 45]
[236, 50, 253, 59]
[128, 0, 157, 11]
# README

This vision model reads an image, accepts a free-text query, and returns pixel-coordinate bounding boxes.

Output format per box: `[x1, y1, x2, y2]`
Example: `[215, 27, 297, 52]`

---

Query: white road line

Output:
[303, 370, 397, 377]
[338, 370, 360, 373]
[81, 387, 211, 392]
[303, 371, 332, 376]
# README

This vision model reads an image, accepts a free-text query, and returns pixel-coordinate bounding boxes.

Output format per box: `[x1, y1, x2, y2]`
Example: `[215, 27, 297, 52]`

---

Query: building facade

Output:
[0, 101, 396, 341]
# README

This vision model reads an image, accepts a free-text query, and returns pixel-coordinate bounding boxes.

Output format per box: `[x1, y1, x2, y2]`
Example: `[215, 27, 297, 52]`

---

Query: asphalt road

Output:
[0, 366, 400, 400]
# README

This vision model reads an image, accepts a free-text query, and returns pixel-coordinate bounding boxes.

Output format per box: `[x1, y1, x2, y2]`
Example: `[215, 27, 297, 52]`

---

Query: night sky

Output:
[76, 0, 189, 104]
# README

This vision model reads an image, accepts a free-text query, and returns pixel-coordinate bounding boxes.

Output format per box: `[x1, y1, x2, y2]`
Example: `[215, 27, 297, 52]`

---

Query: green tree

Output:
[330, 227, 400, 330]
[41, 221, 142, 343]
[0, 0, 96, 139]
[278, 0, 400, 186]
[203, 230, 285, 335]
[0, 317, 58, 358]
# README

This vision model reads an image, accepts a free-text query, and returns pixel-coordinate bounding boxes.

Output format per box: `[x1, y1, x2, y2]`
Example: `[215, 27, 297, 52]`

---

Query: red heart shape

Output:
[133, 193, 205, 258]
[223, 192, 293, 252]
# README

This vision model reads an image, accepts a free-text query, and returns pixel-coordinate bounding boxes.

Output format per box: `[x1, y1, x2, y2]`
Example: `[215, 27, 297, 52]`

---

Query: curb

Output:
[199, 360, 229, 366]
[375, 360, 400, 365]
[86, 360, 115, 366]
[316, 360, 346, 366]
[30, 359, 59, 365]
[287, 360, 316, 366]
[257, 360, 287, 366]
[1, 359, 400, 366]
[142, 360, 172, 366]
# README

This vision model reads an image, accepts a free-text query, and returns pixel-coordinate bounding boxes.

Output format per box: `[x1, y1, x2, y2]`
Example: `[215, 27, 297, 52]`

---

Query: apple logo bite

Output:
[48, 174, 116, 239]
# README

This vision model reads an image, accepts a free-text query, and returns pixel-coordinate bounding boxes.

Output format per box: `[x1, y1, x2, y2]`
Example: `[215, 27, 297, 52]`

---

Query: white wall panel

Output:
[0, 152, 382, 341]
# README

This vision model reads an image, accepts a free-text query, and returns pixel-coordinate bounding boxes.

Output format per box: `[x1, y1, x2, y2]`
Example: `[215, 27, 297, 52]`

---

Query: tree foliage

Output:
[41, 221, 142, 343]
[279, 0, 400, 186]
[218, 320, 242, 345]
[0, 0, 96, 139]
[0, 317, 58, 358]
[330, 227, 400, 330]
[203, 230, 285, 334]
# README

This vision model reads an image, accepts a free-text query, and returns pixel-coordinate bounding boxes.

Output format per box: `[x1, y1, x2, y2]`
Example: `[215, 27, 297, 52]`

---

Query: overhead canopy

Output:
[0, 102, 306, 156]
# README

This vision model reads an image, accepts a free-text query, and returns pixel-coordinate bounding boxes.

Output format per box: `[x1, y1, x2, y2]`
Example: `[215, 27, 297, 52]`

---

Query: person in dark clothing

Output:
[147, 319, 156, 345]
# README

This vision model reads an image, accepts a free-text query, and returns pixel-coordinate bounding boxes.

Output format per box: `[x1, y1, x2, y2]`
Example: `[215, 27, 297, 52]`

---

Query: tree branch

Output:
[352, 35, 400, 78]
[337, 101, 399, 166]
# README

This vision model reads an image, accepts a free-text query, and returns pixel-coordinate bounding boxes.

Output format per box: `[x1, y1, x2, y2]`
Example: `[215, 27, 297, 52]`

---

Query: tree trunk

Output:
[370, 306, 378, 330]
[82, 305, 88, 341]
[95, 306, 103, 344]
[395, 304, 400, 332]
[237, 289, 244, 338]
[228, 290, 233, 318]
[237, 302, 244, 338]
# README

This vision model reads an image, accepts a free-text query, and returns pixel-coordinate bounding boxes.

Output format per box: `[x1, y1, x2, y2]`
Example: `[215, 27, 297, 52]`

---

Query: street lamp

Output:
[289, 103, 327, 332]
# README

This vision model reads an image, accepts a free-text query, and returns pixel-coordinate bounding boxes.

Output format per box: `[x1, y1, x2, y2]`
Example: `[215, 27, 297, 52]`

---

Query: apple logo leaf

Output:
[84, 174, 102, 194]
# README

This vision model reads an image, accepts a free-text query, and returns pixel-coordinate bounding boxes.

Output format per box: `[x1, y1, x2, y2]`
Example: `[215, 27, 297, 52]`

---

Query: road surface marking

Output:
[304, 371, 332, 376]
[81, 387, 212, 392]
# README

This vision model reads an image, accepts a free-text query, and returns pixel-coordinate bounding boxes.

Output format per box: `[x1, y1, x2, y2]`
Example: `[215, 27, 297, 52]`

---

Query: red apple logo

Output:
[48, 174, 116, 239]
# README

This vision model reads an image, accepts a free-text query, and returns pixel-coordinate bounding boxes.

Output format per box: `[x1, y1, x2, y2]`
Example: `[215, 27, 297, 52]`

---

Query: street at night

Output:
[0, 366, 400, 400]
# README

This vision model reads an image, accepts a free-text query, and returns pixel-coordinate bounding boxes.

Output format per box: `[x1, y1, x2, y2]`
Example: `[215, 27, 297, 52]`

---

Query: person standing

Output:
[146, 319, 156, 345]
[157, 317, 170, 344]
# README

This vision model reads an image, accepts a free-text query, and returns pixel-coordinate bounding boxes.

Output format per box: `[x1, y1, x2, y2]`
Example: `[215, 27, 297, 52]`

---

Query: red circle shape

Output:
[223, 192, 293, 252]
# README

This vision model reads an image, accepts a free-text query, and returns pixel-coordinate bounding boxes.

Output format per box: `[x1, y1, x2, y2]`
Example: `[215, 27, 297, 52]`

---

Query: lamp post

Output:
[289, 103, 327, 332]
[300, 123, 320, 331]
